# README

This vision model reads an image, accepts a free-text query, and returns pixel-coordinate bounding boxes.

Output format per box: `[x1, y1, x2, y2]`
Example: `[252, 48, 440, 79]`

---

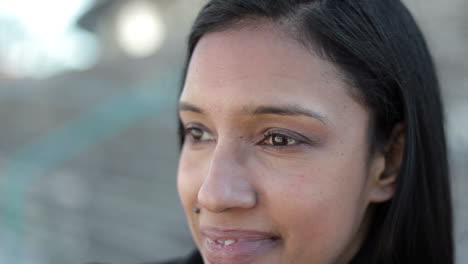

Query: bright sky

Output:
[0, 0, 98, 78]
[0, 0, 92, 38]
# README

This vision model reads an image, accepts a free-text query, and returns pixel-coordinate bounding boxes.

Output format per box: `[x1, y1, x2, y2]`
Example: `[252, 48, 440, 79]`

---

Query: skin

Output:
[177, 21, 400, 264]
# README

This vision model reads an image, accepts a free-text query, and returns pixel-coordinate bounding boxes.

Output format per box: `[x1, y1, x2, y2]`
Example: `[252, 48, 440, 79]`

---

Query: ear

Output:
[368, 123, 405, 203]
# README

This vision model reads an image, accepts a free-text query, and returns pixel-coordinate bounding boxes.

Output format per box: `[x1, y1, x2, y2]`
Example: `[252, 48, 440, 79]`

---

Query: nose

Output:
[197, 142, 257, 213]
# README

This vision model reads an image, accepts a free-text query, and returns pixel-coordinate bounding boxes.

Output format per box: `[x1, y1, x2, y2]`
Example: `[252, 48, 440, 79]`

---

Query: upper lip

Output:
[200, 226, 279, 241]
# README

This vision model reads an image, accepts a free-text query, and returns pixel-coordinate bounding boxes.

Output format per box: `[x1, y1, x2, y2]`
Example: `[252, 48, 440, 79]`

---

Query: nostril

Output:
[197, 185, 231, 213]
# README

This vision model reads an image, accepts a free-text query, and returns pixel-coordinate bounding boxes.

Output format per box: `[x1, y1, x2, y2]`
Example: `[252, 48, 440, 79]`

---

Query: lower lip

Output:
[202, 237, 280, 264]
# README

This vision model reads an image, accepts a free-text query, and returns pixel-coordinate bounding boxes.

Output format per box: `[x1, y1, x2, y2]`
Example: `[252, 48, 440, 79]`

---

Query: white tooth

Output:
[224, 240, 236, 246]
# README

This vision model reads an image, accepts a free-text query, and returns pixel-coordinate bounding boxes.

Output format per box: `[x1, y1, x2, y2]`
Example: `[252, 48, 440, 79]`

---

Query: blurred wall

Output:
[0, 0, 467, 263]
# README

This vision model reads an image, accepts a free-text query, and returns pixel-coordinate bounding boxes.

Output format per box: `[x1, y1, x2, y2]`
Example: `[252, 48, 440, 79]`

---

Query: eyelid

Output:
[184, 122, 212, 133]
[262, 128, 315, 145]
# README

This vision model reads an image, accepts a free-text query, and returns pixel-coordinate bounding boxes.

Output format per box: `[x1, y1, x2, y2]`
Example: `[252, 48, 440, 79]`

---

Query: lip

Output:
[200, 226, 281, 264]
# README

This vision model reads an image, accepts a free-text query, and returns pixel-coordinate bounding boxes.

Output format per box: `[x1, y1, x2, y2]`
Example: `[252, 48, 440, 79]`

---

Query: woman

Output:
[161, 0, 453, 263]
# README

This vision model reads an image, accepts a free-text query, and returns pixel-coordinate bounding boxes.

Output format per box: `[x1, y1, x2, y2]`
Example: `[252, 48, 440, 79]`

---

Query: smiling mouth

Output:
[208, 236, 280, 247]
[201, 227, 281, 264]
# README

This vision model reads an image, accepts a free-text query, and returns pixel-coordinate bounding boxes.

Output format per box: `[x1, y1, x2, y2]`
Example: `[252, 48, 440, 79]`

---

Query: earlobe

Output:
[371, 171, 397, 203]
[370, 123, 405, 203]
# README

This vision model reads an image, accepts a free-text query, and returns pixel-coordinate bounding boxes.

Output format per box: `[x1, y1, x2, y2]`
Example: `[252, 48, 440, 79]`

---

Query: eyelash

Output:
[259, 130, 305, 149]
[184, 125, 310, 152]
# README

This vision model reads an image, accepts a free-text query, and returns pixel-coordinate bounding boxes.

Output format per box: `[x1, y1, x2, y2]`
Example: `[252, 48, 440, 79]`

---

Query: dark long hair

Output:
[178, 1, 453, 263]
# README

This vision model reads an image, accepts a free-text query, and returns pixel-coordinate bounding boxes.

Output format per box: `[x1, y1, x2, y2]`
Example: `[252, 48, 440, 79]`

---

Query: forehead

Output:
[180, 23, 363, 124]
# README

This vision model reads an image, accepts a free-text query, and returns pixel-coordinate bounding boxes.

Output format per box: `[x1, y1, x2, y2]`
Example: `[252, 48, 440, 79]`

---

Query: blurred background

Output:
[0, 0, 466, 263]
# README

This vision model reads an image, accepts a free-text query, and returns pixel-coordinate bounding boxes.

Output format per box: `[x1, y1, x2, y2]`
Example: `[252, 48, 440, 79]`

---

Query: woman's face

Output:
[178, 23, 389, 264]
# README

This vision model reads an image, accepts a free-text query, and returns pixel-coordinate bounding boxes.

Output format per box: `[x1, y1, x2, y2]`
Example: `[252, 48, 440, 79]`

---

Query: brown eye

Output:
[272, 134, 288, 146]
[263, 132, 299, 146]
[186, 127, 214, 142]
[189, 128, 203, 140]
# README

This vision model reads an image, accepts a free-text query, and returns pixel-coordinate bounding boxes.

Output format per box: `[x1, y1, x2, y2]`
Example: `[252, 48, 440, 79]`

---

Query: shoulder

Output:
[141, 250, 203, 264]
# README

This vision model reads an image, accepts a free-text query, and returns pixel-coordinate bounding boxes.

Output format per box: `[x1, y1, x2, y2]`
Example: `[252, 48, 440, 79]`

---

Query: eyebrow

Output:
[179, 101, 327, 124]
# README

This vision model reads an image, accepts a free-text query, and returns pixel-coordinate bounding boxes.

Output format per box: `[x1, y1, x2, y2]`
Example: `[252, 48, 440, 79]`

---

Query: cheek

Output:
[177, 150, 207, 246]
[261, 155, 369, 262]
[177, 150, 205, 211]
